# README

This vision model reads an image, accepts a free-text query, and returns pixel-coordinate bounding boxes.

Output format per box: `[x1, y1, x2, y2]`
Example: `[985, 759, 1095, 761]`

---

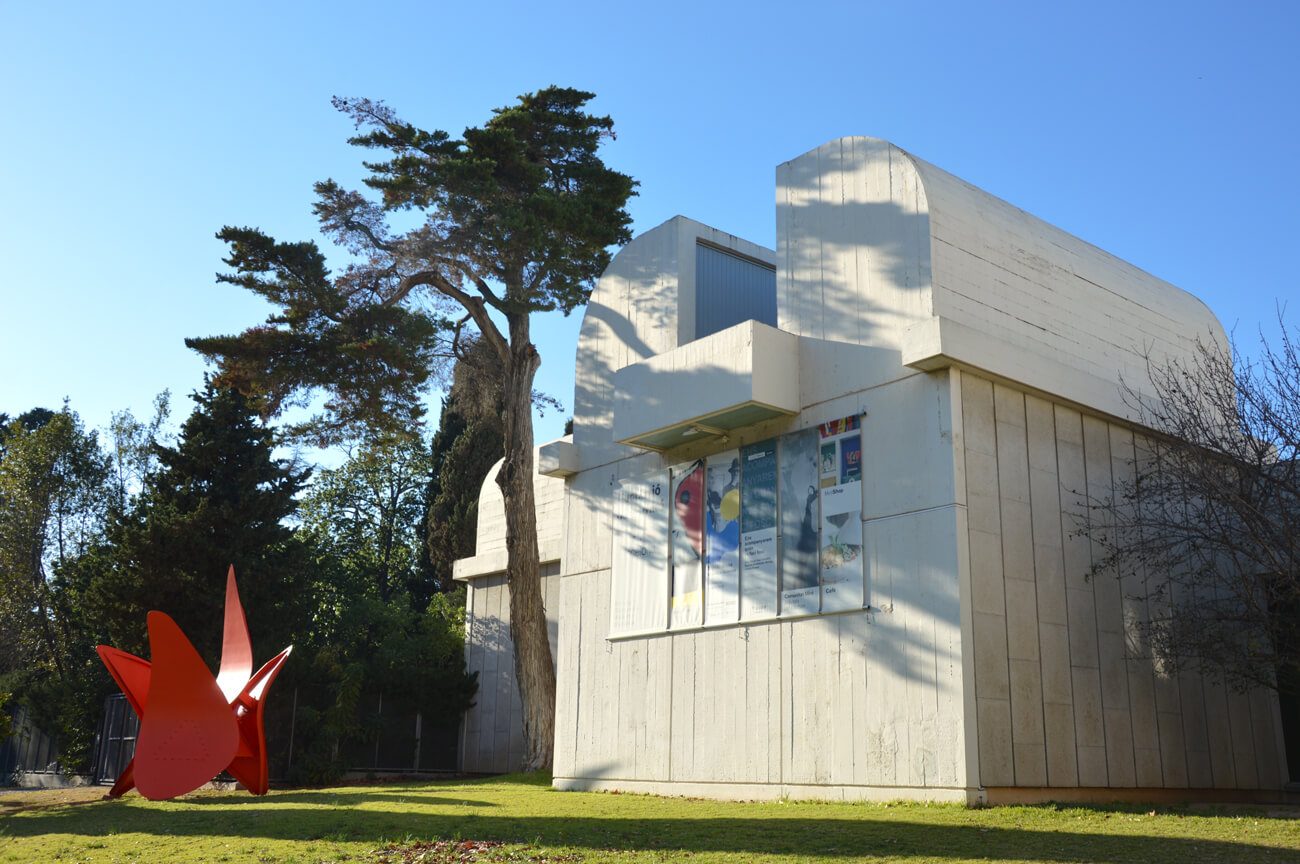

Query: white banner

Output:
[819, 480, 864, 612]
[609, 469, 669, 635]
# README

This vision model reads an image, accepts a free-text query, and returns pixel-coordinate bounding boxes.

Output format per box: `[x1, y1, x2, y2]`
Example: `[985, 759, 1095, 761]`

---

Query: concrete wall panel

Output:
[461, 564, 561, 773]
[960, 372, 1286, 793]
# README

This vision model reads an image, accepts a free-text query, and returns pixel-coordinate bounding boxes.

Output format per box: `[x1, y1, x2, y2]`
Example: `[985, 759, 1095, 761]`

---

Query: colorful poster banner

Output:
[840, 434, 862, 483]
[670, 460, 705, 629]
[779, 428, 820, 616]
[818, 415, 865, 612]
[609, 470, 670, 635]
[704, 450, 741, 624]
[740, 439, 779, 620]
[609, 416, 867, 636]
[819, 480, 864, 611]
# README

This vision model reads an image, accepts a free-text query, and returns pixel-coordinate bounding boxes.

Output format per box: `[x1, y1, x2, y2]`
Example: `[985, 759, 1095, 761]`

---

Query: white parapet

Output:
[611, 320, 800, 451]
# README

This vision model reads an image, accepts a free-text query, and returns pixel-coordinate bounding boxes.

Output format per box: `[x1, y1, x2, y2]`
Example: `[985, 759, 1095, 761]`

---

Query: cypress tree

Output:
[418, 340, 505, 606]
[87, 381, 310, 665]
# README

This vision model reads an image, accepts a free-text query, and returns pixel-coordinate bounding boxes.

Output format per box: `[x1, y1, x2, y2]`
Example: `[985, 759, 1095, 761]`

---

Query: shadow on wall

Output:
[463, 570, 561, 774]
[573, 159, 933, 463]
[573, 245, 679, 457]
[779, 143, 933, 346]
[2, 782, 1296, 862]
[569, 313, 955, 697]
[556, 192, 965, 786]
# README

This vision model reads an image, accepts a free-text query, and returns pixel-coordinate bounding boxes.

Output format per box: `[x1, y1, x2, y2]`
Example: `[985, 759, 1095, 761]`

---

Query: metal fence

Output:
[89, 690, 459, 786]
[338, 692, 460, 774]
[0, 705, 61, 781]
[91, 694, 139, 784]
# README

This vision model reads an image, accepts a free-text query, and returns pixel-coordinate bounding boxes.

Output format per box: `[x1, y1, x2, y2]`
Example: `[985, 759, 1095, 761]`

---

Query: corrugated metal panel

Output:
[695, 242, 777, 340]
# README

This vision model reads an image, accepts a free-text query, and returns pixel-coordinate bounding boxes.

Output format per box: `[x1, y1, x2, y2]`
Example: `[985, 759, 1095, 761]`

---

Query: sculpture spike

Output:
[216, 565, 254, 703]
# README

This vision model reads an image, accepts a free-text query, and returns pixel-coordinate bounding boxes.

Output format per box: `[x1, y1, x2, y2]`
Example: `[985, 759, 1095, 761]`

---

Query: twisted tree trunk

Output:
[497, 313, 555, 771]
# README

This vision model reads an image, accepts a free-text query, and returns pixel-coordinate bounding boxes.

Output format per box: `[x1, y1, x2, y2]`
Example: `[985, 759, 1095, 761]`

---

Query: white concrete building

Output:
[453, 137, 1291, 803]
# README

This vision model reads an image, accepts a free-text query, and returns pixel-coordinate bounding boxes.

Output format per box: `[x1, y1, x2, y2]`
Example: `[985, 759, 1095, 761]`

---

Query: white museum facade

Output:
[452, 137, 1291, 804]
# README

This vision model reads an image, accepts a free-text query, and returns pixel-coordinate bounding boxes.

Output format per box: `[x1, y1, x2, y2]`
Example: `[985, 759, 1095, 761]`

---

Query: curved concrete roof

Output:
[452, 450, 566, 581]
[570, 216, 776, 469]
[777, 137, 1227, 419]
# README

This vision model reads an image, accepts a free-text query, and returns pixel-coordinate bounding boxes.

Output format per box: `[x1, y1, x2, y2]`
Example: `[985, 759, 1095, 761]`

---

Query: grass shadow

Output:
[1, 782, 1296, 863]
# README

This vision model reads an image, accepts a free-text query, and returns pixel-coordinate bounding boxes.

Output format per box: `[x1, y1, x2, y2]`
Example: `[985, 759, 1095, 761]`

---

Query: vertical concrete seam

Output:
[1079, 414, 1113, 787]
[991, 382, 1016, 786]
[1048, 402, 1081, 786]
[1022, 392, 1050, 785]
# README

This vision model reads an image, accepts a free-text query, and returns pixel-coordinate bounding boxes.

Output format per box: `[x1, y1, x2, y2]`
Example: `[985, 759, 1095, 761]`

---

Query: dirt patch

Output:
[0, 786, 111, 814]
[372, 839, 581, 863]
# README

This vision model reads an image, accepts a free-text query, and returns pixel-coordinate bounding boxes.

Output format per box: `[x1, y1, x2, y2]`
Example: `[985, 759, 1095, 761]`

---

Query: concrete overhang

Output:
[612, 320, 799, 452]
[538, 437, 579, 478]
[452, 538, 563, 582]
[903, 315, 1134, 423]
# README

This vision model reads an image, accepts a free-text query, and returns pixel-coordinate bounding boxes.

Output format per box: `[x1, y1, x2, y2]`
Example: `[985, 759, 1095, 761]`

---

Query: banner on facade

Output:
[609, 469, 669, 635]
[704, 449, 741, 624]
[818, 416, 864, 612]
[670, 459, 705, 628]
[740, 439, 778, 620]
[779, 428, 820, 616]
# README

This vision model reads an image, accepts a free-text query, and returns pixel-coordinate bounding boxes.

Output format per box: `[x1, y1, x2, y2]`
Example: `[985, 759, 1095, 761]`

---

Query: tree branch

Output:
[468, 273, 505, 311]
[398, 270, 509, 365]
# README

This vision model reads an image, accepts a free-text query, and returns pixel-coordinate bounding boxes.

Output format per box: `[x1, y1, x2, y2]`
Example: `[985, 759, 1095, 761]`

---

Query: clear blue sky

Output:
[2, 1, 1296, 455]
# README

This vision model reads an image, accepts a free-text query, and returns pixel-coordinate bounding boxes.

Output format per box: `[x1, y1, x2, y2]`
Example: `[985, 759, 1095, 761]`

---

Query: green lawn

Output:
[2, 774, 1298, 863]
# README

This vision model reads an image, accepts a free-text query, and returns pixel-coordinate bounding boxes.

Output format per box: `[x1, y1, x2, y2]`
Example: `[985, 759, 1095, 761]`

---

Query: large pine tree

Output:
[86, 381, 310, 664]
[187, 89, 635, 767]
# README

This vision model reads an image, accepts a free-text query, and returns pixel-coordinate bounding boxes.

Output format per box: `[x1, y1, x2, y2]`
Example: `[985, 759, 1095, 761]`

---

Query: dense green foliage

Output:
[0, 409, 107, 678]
[0, 409, 110, 761]
[3, 776, 1300, 864]
[82, 381, 312, 662]
[290, 433, 476, 783]
[0, 380, 476, 780]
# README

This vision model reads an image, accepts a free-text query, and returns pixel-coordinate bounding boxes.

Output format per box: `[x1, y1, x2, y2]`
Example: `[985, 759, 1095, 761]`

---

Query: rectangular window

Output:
[694, 242, 777, 340]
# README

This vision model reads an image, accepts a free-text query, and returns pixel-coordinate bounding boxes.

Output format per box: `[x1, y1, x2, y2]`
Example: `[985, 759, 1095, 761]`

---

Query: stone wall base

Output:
[552, 776, 978, 804]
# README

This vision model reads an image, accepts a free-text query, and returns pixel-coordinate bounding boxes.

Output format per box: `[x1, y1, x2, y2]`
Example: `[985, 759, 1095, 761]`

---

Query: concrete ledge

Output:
[538, 438, 579, 478]
[553, 776, 977, 804]
[902, 316, 1135, 425]
[613, 320, 799, 451]
[453, 539, 563, 581]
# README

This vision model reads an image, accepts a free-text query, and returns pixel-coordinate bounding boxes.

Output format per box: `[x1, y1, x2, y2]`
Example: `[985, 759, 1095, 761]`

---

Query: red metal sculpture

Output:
[97, 566, 291, 799]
